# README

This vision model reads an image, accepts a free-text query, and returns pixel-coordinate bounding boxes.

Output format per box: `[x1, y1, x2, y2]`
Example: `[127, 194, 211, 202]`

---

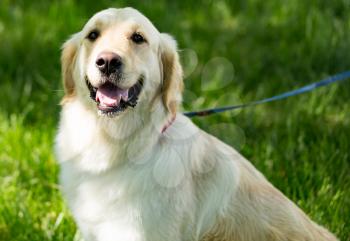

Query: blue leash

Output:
[183, 71, 350, 118]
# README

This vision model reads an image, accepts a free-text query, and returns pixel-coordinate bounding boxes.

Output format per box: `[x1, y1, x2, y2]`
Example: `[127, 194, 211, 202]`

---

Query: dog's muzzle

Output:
[86, 77, 143, 117]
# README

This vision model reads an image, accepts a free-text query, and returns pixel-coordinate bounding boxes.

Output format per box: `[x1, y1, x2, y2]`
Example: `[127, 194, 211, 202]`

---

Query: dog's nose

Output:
[96, 52, 122, 75]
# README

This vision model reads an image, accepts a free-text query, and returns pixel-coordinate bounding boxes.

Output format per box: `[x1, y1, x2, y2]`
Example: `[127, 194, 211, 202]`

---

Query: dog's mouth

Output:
[86, 77, 143, 116]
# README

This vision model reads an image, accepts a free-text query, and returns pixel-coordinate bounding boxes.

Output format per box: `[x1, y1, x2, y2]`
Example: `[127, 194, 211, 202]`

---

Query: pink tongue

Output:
[96, 83, 128, 107]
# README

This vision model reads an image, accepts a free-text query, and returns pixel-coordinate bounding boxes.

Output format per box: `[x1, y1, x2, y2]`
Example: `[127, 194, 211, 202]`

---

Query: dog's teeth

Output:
[121, 91, 128, 102]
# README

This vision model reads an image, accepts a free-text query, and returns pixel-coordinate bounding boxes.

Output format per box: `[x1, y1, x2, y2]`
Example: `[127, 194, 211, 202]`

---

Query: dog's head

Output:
[61, 8, 183, 118]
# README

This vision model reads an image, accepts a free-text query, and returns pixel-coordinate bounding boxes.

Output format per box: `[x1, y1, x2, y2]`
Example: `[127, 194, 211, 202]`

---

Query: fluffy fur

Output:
[55, 7, 338, 241]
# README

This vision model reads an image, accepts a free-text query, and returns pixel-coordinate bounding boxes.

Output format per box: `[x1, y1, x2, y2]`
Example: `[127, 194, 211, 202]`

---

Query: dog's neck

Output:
[161, 114, 176, 133]
[92, 101, 175, 167]
[96, 102, 171, 140]
[59, 99, 176, 172]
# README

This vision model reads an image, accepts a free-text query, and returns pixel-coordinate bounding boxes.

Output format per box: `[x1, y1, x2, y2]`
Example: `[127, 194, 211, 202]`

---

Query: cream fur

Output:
[55, 7, 338, 241]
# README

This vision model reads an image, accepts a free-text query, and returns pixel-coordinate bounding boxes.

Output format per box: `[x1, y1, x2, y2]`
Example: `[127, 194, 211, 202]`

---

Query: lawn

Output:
[0, 0, 349, 240]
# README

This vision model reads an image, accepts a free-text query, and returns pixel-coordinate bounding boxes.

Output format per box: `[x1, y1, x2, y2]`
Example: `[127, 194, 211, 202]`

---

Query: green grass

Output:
[0, 0, 349, 240]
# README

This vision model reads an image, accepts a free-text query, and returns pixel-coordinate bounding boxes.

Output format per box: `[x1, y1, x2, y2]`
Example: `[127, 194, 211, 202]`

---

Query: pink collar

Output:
[161, 115, 176, 133]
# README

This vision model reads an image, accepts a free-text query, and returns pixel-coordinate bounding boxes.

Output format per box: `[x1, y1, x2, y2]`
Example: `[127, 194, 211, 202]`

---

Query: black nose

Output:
[95, 52, 122, 75]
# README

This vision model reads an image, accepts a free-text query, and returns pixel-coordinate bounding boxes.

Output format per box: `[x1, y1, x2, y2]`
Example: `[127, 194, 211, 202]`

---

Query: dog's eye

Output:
[86, 30, 100, 41]
[131, 32, 146, 44]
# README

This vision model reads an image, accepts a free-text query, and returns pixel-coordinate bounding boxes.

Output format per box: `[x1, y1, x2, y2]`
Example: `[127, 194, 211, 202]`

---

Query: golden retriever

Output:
[55, 7, 338, 241]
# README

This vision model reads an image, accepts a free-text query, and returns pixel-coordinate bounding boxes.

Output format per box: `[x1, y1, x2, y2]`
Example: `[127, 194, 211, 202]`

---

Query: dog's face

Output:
[61, 8, 183, 118]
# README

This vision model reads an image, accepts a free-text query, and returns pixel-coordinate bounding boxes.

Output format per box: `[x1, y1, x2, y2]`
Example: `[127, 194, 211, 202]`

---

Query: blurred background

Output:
[0, 0, 349, 240]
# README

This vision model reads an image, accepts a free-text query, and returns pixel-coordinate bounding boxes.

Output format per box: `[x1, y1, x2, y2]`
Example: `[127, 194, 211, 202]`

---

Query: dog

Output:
[55, 7, 338, 241]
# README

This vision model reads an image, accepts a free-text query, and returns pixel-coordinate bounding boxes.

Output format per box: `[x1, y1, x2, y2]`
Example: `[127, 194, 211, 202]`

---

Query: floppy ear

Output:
[60, 36, 78, 104]
[159, 33, 183, 115]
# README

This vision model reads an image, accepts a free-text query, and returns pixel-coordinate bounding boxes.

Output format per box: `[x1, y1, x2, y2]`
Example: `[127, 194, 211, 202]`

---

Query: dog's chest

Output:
[60, 157, 195, 241]
[63, 168, 142, 240]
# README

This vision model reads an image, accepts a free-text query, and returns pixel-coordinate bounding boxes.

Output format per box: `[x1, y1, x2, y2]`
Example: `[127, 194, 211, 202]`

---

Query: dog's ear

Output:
[60, 36, 78, 104]
[159, 33, 183, 115]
